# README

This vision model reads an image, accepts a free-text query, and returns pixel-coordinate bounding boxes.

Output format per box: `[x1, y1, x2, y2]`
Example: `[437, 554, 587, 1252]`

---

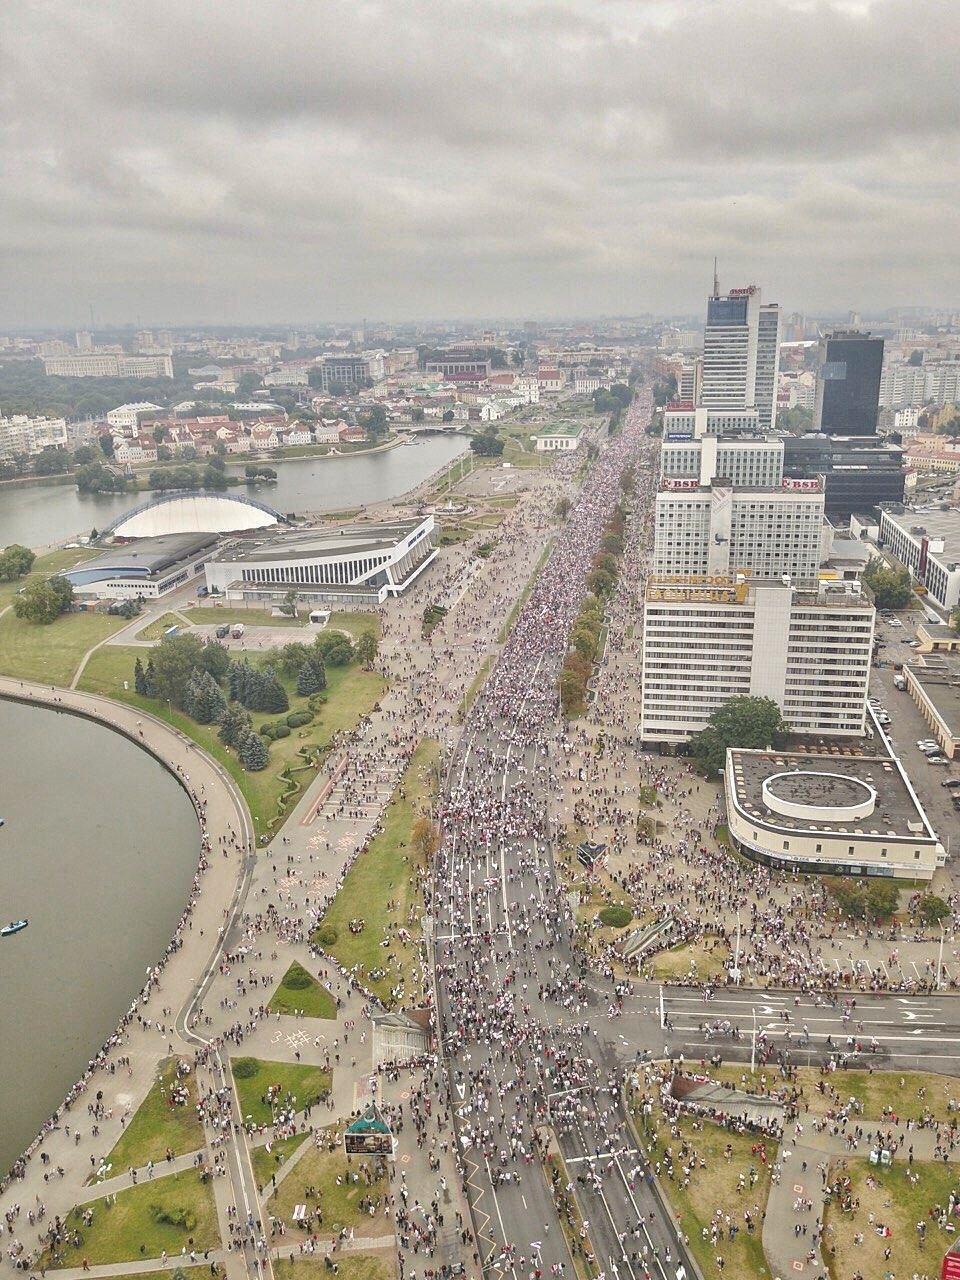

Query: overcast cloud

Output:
[1, 0, 958, 326]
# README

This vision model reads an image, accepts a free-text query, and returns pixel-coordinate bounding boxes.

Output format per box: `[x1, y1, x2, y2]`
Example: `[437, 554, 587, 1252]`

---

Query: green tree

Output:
[364, 404, 389, 439]
[690, 696, 789, 778]
[203, 463, 229, 490]
[554, 496, 572, 520]
[186, 669, 227, 725]
[356, 630, 378, 669]
[0, 543, 35, 582]
[150, 632, 208, 708]
[12, 575, 73, 624]
[296, 656, 327, 696]
[411, 817, 441, 860]
[862, 560, 913, 610]
[134, 657, 149, 696]
[200, 640, 231, 683]
[239, 731, 269, 771]
[866, 879, 899, 922]
[217, 703, 252, 749]
[918, 893, 951, 925]
[470, 427, 504, 458]
[315, 631, 354, 666]
[278, 641, 313, 677]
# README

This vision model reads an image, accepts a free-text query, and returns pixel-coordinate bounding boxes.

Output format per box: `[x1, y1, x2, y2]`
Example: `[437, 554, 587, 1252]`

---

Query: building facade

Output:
[653, 482, 825, 581]
[0, 414, 68, 459]
[640, 577, 874, 744]
[43, 353, 174, 378]
[660, 436, 785, 488]
[813, 331, 884, 436]
[781, 434, 904, 519]
[700, 286, 780, 430]
[877, 506, 960, 611]
[662, 405, 760, 438]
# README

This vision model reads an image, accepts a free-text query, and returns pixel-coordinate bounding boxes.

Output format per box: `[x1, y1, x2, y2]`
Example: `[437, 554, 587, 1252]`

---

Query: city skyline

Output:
[3, 0, 959, 326]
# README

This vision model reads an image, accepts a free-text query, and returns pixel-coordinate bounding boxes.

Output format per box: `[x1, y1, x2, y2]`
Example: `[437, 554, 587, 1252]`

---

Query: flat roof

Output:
[728, 749, 934, 839]
[881, 506, 960, 562]
[213, 518, 428, 564]
[533, 423, 583, 437]
[80, 532, 217, 574]
[909, 656, 960, 739]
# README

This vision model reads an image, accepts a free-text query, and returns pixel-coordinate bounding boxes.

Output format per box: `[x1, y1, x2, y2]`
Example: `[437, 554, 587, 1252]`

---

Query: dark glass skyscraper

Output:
[813, 330, 884, 436]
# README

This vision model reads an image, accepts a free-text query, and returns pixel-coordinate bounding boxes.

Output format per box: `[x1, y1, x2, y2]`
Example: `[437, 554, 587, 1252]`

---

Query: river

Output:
[0, 700, 201, 1173]
[0, 435, 467, 548]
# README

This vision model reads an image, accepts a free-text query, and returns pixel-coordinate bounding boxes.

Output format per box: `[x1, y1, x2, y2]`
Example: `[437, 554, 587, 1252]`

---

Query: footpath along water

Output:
[0, 434, 467, 547]
[0, 699, 200, 1172]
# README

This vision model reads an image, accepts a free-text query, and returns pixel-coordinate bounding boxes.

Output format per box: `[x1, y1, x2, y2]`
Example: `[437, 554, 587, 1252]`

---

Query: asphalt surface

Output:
[431, 394, 696, 1280]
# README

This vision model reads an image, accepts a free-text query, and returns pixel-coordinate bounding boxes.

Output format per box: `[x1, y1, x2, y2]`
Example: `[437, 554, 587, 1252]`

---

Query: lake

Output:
[0, 435, 467, 548]
[0, 700, 201, 1173]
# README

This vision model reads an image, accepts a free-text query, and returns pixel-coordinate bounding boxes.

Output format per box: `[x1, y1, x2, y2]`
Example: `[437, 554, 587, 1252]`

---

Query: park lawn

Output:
[231, 1058, 331, 1128]
[0, 608, 128, 684]
[184, 606, 307, 628]
[98, 1058, 204, 1178]
[268, 962, 337, 1019]
[251, 1131, 309, 1190]
[0, 546, 101, 610]
[635, 1105, 772, 1280]
[273, 1252, 395, 1280]
[822, 1157, 958, 1280]
[266, 1130, 392, 1238]
[315, 738, 439, 1007]
[77, 644, 385, 833]
[42, 1169, 219, 1269]
[647, 937, 731, 983]
[136, 612, 192, 642]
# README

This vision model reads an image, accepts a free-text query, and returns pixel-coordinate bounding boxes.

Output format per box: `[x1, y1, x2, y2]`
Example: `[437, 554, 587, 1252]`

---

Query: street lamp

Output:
[937, 919, 947, 991]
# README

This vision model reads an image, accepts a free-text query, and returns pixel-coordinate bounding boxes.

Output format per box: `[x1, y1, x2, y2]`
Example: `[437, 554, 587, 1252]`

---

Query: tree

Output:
[257, 672, 290, 714]
[364, 404, 389, 439]
[315, 631, 354, 666]
[470, 427, 504, 458]
[217, 703, 252, 750]
[150, 632, 209, 708]
[356, 631, 378, 669]
[134, 657, 149, 696]
[279, 641, 313, 677]
[12, 575, 73, 624]
[866, 879, 899, 922]
[203, 463, 229, 490]
[280, 588, 300, 617]
[0, 543, 35, 582]
[411, 816, 441, 860]
[239, 730, 269, 771]
[863, 560, 913, 610]
[918, 893, 951, 925]
[297, 655, 327, 695]
[200, 640, 231, 683]
[186, 669, 227, 725]
[554, 496, 572, 520]
[690, 696, 789, 778]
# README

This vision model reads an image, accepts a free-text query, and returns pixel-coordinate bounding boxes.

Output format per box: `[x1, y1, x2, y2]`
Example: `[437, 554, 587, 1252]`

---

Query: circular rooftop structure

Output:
[104, 489, 285, 539]
[762, 770, 876, 823]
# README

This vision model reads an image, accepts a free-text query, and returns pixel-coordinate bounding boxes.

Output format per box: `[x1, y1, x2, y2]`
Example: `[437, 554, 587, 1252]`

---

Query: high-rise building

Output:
[653, 481, 825, 582]
[782, 434, 904, 518]
[660, 435, 785, 488]
[75, 330, 93, 352]
[677, 356, 702, 404]
[813, 331, 884, 435]
[639, 577, 874, 744]
[700, 283, 780, 430]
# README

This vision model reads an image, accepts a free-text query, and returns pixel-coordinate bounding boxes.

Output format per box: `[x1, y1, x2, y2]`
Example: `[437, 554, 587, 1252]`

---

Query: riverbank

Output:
[0, 677, 252, 1184]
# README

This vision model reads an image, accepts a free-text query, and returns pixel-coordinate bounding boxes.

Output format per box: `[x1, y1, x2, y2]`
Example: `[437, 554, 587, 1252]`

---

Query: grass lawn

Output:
[184, 607, 307, 628]
[136, 612, 192, 642]
[266, 1130, 392, 1238]
[634, 1104, 772, 1280]
[42, 1169, 219, 1268]
[251, 1132, 309, 1190]
[98, 1058, 204, 1178]
[700, 1065, 960, 1125]
[315, 738, 439, 1006]
[77, 644, 385, 832]
[273, 1253, 394, 1280]
[0, 608, 128, 684]
[823, 1157, 958, 1280]
[268, 962, 337, 1019]
[647, 937, 731, 983]
[231, 1058, 331, 1128]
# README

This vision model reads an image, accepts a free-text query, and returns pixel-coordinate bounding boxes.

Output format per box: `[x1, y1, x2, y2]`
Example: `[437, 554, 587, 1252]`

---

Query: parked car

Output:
[928, 757, 949, 766]
[940, 778, 960, 789]
[215, 624, 230, 639]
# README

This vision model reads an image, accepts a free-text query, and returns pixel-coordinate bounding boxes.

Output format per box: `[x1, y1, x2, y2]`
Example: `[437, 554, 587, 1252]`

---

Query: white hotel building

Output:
[660, 435, 785, 488]
[653, 480, 826, 582]
[640, 576, 875, 745]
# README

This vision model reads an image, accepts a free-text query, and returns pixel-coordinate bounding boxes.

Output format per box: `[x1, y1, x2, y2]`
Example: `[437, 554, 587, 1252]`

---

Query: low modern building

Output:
[63, 532, 218, 600]
[640, 576, 874, 744]
[106, 402, 164, 430]
[877, 505, 960, 612]
[203, 515, 438, 607]
[724, 748, 944, 880]
[902, 653, 960, 760]
[533, 424, 583, 452]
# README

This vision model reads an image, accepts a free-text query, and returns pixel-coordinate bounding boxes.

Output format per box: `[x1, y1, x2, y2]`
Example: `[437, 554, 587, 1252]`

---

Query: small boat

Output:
[1, 920, 28, 938]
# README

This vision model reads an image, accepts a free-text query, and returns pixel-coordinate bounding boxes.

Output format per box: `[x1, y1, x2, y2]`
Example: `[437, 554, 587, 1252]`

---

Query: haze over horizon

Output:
[3, 0, 958, 327]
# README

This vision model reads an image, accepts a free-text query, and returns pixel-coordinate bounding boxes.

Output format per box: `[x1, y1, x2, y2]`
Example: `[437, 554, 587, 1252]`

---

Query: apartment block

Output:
[640, 577, 875, 744]
[0, 414, 69, 459]
[42, 353, 174, 378]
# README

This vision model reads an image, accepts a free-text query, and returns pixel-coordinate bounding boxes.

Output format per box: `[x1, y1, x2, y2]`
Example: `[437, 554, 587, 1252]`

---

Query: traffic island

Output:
[265, 1125, 392, 1240]
[231, 1058, 332, 1129]
[268, 961, 337, 1019]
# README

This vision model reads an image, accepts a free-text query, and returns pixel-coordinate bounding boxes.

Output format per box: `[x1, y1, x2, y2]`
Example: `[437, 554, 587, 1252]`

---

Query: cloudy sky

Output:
[2, 0, 958, 326]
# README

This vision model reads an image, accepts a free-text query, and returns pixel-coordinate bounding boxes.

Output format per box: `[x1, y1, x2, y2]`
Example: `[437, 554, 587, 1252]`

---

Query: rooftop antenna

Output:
[712, 258, 720, 299]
